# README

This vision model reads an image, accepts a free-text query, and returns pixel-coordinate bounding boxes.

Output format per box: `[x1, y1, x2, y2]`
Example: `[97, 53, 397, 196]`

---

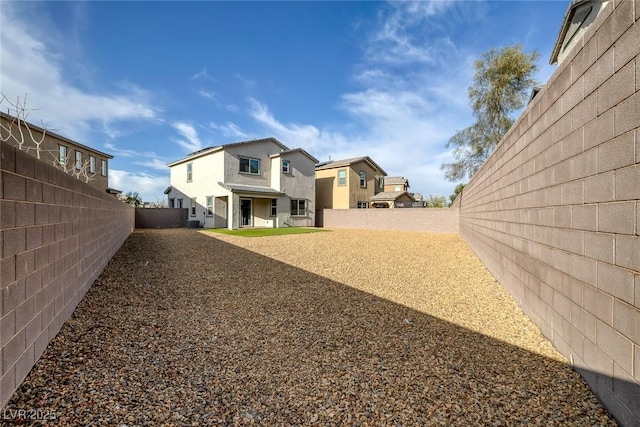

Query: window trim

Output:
[337, 169, 346, 186]
[187, 162, 193, 182]
[239, 156, 260, 175]
[58, 145, 67, 166]
[359, 170, 366, 188]
[206, 196, 213, 217]
[282, 160, 291, 174]
[290, 199, 307, 216]
[75, 151, 83, 171]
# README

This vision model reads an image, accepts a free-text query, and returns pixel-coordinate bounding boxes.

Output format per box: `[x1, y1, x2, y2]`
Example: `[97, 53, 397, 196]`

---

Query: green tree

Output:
[442, 44, 539, 181]
[121, 191, 143, 207]
[449, 183, 466, 205]
[425, 195, 448, 208]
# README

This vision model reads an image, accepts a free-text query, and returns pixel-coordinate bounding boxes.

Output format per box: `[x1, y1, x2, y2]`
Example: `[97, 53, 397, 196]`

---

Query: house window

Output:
[190, 198, 197, 216]
[337, 169, 346, 186]
[58, 145, 67, 166]
[290, 199, 306, 216]
[359, 171, 366, 188]
[357, 201, 369, 209]
[377, 176, 384, 189]
[395, 185, 402, 191]
[169, 198, 175, 208]
[75, 151, 83, 170]
[89, 156, 96, 174]
[177, 198, 183, 208]
[270, 199, 277, 216]
[282, 160, 290, 174]
[239, 157, 260, 174]
[101, 159, 108, 177]
[206, 196, 213, 216]
[187, 163, 193, 182]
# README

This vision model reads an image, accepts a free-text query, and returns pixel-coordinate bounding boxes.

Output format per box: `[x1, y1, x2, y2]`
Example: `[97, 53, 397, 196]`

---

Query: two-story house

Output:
[372, 176, 415, 208]
[0, 111, 116, 194]
[315, 156, 387, 209]
[165, 137, 317, 229]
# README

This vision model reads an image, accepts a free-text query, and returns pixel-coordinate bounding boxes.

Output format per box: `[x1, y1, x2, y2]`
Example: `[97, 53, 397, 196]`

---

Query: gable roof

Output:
[371, 191, 415, 202]
[167, 137, 289, 167]
[384, 176, 409, 186]
[269, 147, 319, 163]
[315, 156, 387, 175]
[549, 0, 606, 64]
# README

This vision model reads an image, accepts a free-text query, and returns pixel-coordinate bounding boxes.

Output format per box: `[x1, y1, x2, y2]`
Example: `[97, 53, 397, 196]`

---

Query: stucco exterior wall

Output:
[458, 1, 639, 424]
[280, 151, 316, 227]
[0, 142, 134, 408]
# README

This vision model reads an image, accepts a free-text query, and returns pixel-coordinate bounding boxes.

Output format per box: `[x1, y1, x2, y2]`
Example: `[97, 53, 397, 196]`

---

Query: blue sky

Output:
[1, 1, 569, 202]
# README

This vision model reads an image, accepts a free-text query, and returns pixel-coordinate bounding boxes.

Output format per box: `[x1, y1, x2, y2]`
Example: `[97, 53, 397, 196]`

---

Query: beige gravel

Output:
[5, 228, 616, 425]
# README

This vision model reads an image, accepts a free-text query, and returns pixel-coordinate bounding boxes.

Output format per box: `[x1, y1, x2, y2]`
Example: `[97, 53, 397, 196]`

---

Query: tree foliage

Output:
[425, 195, 448, 208]
[442, 44, 539, 182]
[121, 191, 143, 207]
[449, 183, 466, 205]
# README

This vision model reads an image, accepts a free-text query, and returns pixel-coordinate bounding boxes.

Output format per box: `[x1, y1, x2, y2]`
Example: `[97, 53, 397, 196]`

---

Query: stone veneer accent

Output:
[0, 142, 134, 408]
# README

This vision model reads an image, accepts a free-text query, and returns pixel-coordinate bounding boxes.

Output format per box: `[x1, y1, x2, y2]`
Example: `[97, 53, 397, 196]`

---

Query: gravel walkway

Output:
[6, 228, 616, 425]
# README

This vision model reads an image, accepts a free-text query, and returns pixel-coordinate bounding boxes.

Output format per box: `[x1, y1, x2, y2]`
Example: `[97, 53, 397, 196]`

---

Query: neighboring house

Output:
[165, 137, 317, 229]
[371, 191, 415, 208]
[0, 111, 115, 194]
[549, 0, 609, 65]
[315, 156, 387, 209]
[383, 176, 409, 192]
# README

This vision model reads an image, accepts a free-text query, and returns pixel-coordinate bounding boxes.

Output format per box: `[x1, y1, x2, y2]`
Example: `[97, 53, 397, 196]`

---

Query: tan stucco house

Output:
[0, 111, 116, 194]
[315, 156, 387, 209]
[372, 176, 414, 208]
[165, 137, 317, 229]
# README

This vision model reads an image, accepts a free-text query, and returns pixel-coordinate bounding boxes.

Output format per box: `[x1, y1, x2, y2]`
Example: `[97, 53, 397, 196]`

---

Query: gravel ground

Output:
[5, 228, 616, 426]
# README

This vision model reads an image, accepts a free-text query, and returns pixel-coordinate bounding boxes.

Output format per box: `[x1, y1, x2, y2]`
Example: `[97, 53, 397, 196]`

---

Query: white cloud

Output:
[109, 169, 169, 202]
[0, 3, 156, 142]
[209, 121, 249, 139]
[103, 142, 159, 158]
[198, 90, 216, 100]
[133, 158, 170, 171]
[235, 73, 256, 89]
[171, 121, 205, 152]
[247, 98, 347, 153]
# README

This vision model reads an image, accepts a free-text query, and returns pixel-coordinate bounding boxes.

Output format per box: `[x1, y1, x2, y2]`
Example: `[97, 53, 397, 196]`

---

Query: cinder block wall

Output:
[322, 208, 459, 233]
[0, 142, 134, 408]
[459, 1, 639, 424]
[135, 208, 188, 228]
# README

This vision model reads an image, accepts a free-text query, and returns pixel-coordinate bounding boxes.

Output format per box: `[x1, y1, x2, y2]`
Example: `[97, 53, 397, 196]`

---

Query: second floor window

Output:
[89, 156, 96, 174]
[282, 160, 290, 174]
[58, 145, 67, 166]
[337, 169, 346, 186]
[239, 157, 260, 174]
[187, 163, 193, 182]
[75, 151, 83, 170]
[359, 171, 366, 187]
[377, 176, 384, 189]
[101, 160, 108, 176]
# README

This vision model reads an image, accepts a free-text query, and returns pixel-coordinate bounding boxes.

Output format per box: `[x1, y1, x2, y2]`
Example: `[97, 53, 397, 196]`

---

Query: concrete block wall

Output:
[322, 208, 459, 233]
[458, 1, 639, 424]
[135, 208, 188, 229]
[0, 142, 134, 408]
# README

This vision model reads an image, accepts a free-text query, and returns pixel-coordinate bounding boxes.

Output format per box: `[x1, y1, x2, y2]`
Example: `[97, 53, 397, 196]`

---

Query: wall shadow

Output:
[4, 229, 624, 425]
